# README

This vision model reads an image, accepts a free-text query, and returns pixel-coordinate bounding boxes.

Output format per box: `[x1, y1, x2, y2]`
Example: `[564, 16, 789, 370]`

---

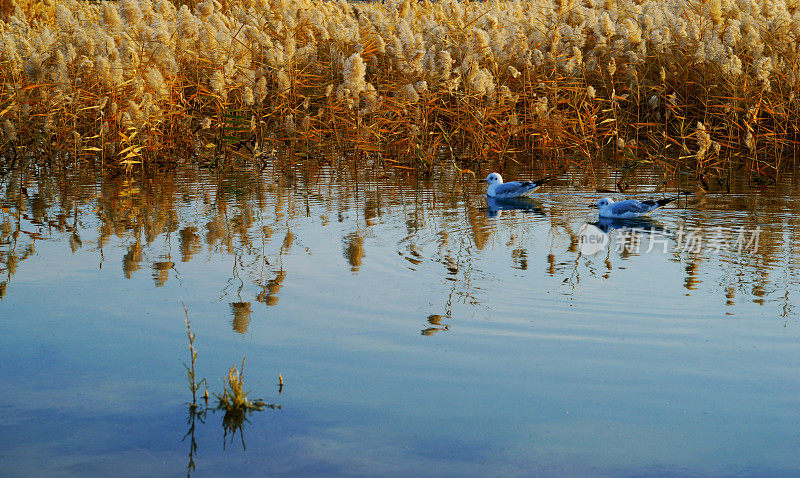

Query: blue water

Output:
[1, 165, 799, 476]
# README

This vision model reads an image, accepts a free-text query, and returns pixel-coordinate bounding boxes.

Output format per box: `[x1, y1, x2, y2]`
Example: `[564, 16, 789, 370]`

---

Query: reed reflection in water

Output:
[0, 163, 798, 323]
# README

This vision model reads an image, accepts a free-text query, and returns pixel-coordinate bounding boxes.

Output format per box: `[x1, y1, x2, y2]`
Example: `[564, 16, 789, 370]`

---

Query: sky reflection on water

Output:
[1, 163, 800, 476]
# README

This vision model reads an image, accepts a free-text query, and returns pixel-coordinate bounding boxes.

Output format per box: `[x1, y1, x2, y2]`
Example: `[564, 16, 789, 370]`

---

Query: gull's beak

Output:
[587, 204, 599, 208]
[478, 179, 488, 183]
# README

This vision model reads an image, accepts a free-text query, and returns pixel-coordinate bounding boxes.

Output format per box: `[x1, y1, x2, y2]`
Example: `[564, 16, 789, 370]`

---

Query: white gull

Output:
[482, 172, 555, 199]
[589, 195, 688, 219]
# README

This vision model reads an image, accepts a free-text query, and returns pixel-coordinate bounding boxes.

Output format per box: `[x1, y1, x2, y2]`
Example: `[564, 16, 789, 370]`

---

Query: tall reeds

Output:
[1, 0, 798, 181]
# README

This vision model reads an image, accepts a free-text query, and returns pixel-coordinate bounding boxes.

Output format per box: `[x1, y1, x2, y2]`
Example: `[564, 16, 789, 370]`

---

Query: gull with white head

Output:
[481, 172, 555, 199]
[589, 194, 689, 219]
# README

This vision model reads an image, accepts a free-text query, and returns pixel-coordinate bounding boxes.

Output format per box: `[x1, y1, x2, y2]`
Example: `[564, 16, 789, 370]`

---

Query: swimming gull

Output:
[481, 172, 555, 199]
[589, 194, 689, 219]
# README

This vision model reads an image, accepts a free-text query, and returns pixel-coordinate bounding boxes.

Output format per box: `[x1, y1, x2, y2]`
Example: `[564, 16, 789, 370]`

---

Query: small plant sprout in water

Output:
[217, 357, 277, 412]
[216, 357, 280, 449]
[217, 357, 254, 412]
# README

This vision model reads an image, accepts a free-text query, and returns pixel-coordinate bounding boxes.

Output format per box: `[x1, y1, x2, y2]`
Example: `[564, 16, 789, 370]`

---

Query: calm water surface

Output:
[1, 162, 799, 476]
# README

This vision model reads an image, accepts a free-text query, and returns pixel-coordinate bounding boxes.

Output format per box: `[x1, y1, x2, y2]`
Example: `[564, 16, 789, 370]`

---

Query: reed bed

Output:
[1, 0, 799, 181]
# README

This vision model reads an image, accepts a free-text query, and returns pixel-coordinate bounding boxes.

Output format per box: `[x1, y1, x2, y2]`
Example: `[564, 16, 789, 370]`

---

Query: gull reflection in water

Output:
[484, 196, 546, 218]
[589, 217, 668, 234]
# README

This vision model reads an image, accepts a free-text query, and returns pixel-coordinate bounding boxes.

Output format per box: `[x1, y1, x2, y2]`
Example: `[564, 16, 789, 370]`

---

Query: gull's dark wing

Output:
[642, 196, 681, 208]
[531, 176, 557, 187]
